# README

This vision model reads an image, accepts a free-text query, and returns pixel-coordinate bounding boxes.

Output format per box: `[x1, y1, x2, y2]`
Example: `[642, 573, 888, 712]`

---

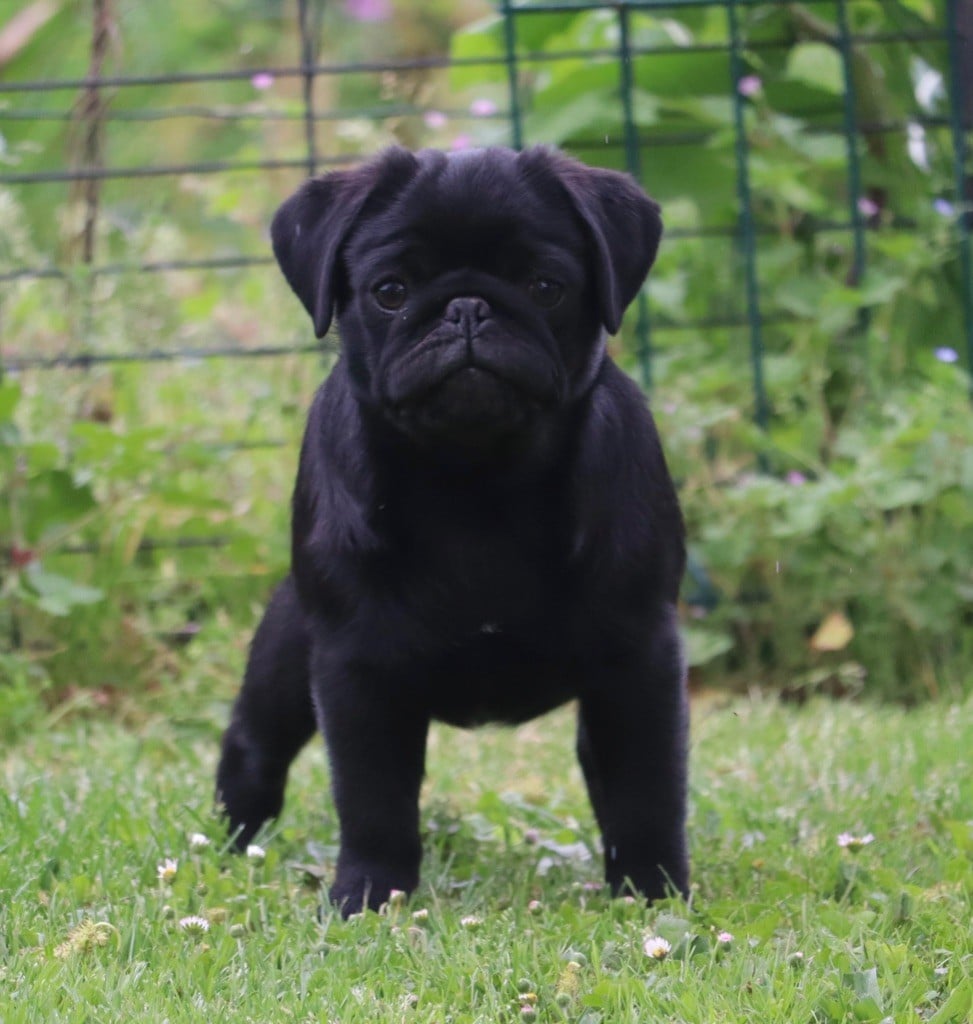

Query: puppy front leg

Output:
[578, 609, 690, 902]
[313, 651, 429, 917]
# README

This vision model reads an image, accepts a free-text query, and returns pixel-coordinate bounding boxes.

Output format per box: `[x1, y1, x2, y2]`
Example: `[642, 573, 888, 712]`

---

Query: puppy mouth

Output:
[393, 360, 528, 406]
[382, 334, 563, 411]
[375, 300, 565, 443]
[388, 363, 540, 435]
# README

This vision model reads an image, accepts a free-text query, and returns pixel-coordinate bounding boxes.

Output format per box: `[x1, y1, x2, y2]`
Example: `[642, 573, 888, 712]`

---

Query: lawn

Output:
[1, 679, 971, 1023]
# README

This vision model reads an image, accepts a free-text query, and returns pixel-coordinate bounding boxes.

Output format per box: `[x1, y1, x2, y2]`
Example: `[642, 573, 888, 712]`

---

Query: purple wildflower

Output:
[423, 110, 448, 130]
[345, 0, 391, 21]
[857, 196, 879, 218]
[737, 75, 762, 98]
[470, 98, 498, 117]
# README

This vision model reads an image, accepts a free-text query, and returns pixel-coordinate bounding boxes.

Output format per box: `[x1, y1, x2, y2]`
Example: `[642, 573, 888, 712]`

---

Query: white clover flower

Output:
[157, 858, 178, 882]
[388, 889, 406, 906]
[460, 915, 483, 929]
[178, 915, 210, 935]
[188, 833, 211, 850]
[643, 935, 672, 960]
[246, 844, 266, 860]
[411, 908, 429, 922]
[717, 931, 734, 944]
[837, 832, 875, 851]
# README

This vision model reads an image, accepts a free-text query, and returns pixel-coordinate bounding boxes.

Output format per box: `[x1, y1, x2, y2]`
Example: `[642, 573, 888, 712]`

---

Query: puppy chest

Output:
[399, 522, 567, 634]
[425, 633, 579, 726]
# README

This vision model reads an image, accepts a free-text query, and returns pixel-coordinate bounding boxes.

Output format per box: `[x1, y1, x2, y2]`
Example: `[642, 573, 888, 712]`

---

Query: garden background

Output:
[3, 0, 972, 717]
[1, 3, 972, 1022]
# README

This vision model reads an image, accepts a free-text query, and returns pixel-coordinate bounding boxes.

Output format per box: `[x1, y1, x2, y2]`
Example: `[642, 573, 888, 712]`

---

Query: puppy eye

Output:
[372, 278, 408, 311]
[528, 277, 564, 310]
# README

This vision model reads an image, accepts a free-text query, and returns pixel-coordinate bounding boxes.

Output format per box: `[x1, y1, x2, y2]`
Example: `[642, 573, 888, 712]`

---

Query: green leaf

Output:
[23, 563, 104, 616]
[786, 42, 845, 94]
[842, 967, 882, 1007]
[943, 819, 973, 855]
[683, 626, 734, 667]
[896, 0, 935, 19]
[23, 468, 98, 543]
[930, 979, 973, 1024]
[448, 15, 506, 91]
[581, 981, 615, 1009]
[0, 381, 21, 422]
[872, 477, 931, 510]
[524, 92, 623, 146]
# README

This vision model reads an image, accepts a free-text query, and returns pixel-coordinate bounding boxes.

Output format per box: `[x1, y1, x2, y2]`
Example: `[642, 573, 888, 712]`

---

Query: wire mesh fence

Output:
[3, 2, 971, 364]
[2, 0, 972, 686]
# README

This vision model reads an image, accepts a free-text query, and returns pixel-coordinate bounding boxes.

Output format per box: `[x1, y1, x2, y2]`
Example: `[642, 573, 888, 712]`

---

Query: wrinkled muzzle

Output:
[378, 296, 564, 441]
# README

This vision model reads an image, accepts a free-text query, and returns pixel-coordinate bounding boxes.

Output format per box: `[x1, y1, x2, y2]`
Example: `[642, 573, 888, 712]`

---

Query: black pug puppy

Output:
[216, 145, 689, 915]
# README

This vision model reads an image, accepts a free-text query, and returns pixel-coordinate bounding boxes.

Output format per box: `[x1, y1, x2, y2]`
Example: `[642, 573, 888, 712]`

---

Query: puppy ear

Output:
[536, 151, 663, 335]
[271, 148, 419, 338]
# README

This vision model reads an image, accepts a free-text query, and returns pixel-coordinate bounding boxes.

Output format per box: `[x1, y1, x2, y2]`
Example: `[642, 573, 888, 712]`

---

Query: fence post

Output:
[947, 0, 973, 388]
[726, 0, 769, 453]
[617, 3, 653, 391]
[297, 0, 319, 178]
[70, 0, 115, 265]
[500, 0, 523, 150]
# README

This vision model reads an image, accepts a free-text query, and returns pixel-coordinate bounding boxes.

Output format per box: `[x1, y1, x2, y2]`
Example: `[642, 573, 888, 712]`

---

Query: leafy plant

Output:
[1, 1, 970, 704]
[450, 1, 973, 699]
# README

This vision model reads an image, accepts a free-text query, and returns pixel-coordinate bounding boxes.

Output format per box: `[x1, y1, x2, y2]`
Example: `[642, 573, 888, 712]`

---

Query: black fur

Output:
[216, 146, 689, 915]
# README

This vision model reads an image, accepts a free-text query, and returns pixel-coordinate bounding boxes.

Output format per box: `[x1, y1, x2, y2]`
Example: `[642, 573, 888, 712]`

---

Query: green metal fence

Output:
[1, 0, 971, 568]
[494, 0, 973, 412]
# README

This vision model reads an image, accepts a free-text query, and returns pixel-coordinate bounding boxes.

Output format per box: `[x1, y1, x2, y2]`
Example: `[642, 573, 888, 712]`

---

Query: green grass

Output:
[1, 683, 971, 1023]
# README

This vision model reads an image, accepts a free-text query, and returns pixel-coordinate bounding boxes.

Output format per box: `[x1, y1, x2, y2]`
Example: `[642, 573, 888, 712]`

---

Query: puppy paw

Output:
[215, 739, 288, 851]
[329, 862, 418, 918]
[606, 858, 690, 904]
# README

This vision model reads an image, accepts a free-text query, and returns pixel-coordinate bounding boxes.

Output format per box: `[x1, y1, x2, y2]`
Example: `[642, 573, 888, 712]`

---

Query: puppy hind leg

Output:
[576, 712, 609, 839]
[216, 577, 317, 849]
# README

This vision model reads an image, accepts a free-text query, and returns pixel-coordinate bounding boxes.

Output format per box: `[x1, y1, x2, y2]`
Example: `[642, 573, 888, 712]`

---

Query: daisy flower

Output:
[837, 831, 875, 851]
[157, 858, 178, 883]
[178, 915, 210, 935]
[643, 935, 672, 960]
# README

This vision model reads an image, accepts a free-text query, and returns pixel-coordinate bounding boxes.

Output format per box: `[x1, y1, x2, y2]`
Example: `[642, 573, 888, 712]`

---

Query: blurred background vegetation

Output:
[1, 0, 971, 726]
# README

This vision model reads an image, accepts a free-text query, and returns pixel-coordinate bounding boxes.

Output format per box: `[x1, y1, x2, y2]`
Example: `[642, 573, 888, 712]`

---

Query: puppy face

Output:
[271, 147, 663, 451]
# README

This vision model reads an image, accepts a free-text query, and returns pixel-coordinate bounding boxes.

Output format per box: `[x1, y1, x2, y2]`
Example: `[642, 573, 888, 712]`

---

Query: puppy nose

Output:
[444, 297, 489, 337]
